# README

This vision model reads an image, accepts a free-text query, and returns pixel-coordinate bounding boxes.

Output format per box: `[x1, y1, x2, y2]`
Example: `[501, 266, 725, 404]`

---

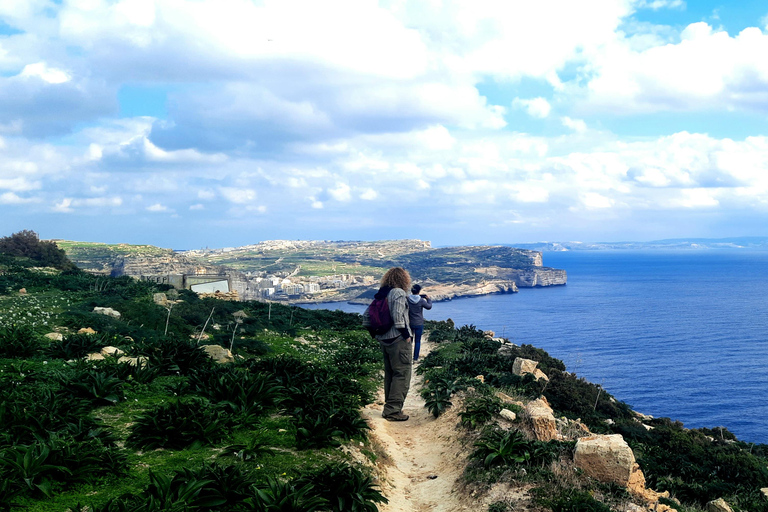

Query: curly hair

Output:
[380, 267, 411, 291]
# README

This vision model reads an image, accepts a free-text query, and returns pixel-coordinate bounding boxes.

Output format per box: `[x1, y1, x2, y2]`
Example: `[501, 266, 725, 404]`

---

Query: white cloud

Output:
[513, 97, 552, 118]
[189, 203, 204, 210]
[20, 62, 71, 84]
[328, 182, 351, 202]
[0, 192, 38, 204]
[583, 23, 768, 113]
[360, 189, 378, 200]
[146, 203, 169, 212]
[561, 117, 587, 133]
[219, 187, 257, 204]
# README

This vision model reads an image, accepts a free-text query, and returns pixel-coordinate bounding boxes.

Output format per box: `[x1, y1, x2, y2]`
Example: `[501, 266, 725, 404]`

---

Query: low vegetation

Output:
[2, 231, 767, 512]
[418, 319, 768, 511]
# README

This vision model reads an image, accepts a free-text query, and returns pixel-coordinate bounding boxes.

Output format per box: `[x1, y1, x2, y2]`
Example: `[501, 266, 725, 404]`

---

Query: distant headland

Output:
[54, 239, 567, 304]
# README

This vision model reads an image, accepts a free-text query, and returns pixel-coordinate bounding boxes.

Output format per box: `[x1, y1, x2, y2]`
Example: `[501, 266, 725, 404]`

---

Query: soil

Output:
[361, 334, 478, 512]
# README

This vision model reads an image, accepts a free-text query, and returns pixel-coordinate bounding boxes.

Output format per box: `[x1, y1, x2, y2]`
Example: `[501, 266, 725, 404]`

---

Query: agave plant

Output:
[472, 428, 532, 468]
[423, 389, 453, 418]
[0, 443, 71, 497]
[250, 477, 328, 512]
[219, 434, 276, 461]
[60, 369, 124, 405]
[126, 398, 228, 450]
[294, 463, 388, 512]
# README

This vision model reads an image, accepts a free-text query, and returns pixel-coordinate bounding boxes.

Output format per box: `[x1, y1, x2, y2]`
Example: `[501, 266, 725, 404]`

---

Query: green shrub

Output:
[460, 392, 503, 429]
[295, 463, 387, 512]
[533, 488, 613, 512]
[46, 333, 106, 360]
[127, 398, 229, 450]
[59, 368, 125, 406]
[132, 334, 213, 375]
[471, 428, 531, 468]
[0, 324, 42, 358]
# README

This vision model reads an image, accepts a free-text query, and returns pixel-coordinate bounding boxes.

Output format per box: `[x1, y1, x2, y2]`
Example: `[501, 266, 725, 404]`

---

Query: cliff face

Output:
[474, 266, 567, 287]
[512, 267, 567, 287]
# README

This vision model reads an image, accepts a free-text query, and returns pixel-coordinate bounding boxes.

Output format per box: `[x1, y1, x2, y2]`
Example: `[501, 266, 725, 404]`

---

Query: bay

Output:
[301, 250, 768, 444]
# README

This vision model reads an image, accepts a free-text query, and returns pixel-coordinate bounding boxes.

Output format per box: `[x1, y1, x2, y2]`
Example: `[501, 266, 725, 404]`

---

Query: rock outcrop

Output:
[203, 344, 235, 363]
[707, 498, 733, 512]
[574, 434, 635, 485]
[524, 396, 559, 441]
[512, 357, 549, 382]
[93, 306, 121, 319]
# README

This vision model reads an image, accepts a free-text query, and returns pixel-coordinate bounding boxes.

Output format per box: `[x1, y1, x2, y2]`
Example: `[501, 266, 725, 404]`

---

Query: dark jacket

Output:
[407, 294, 432, 327]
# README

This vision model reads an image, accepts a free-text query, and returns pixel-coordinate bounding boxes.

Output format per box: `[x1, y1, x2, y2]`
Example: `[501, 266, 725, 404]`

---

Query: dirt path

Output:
[361, 335, 473, 512]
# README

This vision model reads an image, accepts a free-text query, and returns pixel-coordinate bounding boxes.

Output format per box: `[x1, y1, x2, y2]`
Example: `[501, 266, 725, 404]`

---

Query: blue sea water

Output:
[302, 251, 768, 444]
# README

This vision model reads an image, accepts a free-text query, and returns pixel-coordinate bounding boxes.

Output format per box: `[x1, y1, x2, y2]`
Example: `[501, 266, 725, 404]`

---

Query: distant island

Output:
[508, 236, 768, 251]
[55, 239, 567, 304]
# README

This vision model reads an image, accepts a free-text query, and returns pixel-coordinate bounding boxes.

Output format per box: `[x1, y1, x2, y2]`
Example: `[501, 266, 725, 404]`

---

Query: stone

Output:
[533, 368, 549, 382]
[499, 409, 517, 421]
[475, 375, 485, 384]
[574, 434, 636, 486]
[203, 344, 235, 364]
[495, 391, 524, 408]
[706, 498, 733, 512]
[512, 357, 539, 376]
[45, 332, 63, 342]
[483, 330, 495, 338]
[78, 327, 97, 334]
[101, 346, 125, 357]
[497, 344, 516, 358]
[762, 488, 768, 498]
[93, 307, 121, 319]
[86, 353, 105, 361]
[525, 396, 559, 441]
[153, 293, 168, 306]
[18, 288, 27, 294]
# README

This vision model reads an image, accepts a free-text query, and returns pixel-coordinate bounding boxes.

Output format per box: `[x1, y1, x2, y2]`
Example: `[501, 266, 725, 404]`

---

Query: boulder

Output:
[533, 368, 549, 382]
[499, 409, 517, 421]
[475, 375, 485, 384]
[512, 357, 538, 376]
[525, 396, 559, 441]
[153, 293, 168, 306]
[45, 332, 63, 342]
[86, 353, 105, 361]
[18, 288, 26, 295]
[497, 344, 516, 358]
[101, 346, 125, 357]
[762, 488, 768, 498]
[706, 499, 733, 512]
[575, 434, 640, 488]
[203, 345, 235, 364]
[483, 330, 495, 339]
[78, 327, 97, 335]
[495, 391, 524, 408]
[93, 307, 121, 319]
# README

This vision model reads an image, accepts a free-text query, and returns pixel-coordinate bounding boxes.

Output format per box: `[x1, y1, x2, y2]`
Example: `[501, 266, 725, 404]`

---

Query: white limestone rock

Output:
[499, 409, 517, 421]
[203, 344, 235, 364]
[93, 307, 121, 319]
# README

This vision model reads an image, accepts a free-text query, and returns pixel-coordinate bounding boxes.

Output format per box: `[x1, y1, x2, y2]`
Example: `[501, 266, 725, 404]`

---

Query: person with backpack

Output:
[362, 267, 413, 422]
[407, 284, 432, 361]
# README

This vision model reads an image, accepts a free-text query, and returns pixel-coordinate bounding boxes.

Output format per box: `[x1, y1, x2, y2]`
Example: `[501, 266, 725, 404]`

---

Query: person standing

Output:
[407, 284, 432, 361]
[362, 267, 413, 421]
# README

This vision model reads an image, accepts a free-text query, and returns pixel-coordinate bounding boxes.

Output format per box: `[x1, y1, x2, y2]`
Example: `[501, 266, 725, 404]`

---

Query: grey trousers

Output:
[380, 336, 413, 417]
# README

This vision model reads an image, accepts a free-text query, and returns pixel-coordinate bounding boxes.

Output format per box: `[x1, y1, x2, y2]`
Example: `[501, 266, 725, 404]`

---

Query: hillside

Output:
[56, 239, 567, 303]
[0, 256, 766, 512]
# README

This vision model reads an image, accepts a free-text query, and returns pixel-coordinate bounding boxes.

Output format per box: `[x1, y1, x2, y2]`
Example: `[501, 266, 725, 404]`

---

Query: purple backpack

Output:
[367, 292, 393, 335]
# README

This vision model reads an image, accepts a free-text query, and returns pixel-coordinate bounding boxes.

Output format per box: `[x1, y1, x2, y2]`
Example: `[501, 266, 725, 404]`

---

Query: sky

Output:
[2, 0, 768, 249]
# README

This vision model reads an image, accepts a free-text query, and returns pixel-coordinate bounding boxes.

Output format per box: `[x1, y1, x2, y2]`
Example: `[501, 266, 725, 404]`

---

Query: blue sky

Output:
[2, 0, 768, 249]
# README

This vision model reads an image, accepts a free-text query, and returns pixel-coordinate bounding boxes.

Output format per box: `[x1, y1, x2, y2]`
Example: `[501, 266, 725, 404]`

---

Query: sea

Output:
[302, 250, 768, 445]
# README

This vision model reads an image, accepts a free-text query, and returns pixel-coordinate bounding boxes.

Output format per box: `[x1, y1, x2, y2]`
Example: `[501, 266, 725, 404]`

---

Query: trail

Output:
[361, 335, 472, 512]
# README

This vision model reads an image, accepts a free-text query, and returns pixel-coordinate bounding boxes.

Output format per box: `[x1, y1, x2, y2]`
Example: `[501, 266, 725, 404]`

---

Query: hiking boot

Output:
[384, 412, 409, 422]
